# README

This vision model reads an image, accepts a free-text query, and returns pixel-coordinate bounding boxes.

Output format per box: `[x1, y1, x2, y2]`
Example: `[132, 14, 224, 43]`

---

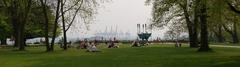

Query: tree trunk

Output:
[198, 0, 211, 52]
[192, 0, 200, 47]
[188, 28, 197, 47]
[19, 0, 32, 51]
[232, 21, 239, 43]
[10, 0, 32, 50]
[11, 0, 19, 47]
[50, 0, 61, 51]
[218, 26, 225, 43]
[18, 25, 25, 51]
[223, 21, 239, 44]
[40, 0, 51, 52]
[192, 24, 199, 47]
[24, 38, 27, 46]
[180, 4, 198, 48]
[232, 33, 239, 43]
[214, 26, 225, 43]
[61, 0, 68, 50]
[0, 39, 7, 45]
[227, 1, 240, 44]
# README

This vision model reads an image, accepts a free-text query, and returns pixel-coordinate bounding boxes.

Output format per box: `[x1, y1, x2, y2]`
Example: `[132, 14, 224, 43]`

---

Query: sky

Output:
[67, 0, 166, 39]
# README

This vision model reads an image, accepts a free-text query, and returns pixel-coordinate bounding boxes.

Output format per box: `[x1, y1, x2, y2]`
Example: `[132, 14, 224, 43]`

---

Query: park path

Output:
[211, 45, 240, 48]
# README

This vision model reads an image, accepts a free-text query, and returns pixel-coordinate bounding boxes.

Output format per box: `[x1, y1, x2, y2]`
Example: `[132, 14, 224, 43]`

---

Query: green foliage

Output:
[25, 3, 61, 39]
[0, 13, 11, 39]
[207, 0, 240, 43]
[0, 0, 61, 39]
[146, 0, 192, 29]
[0, 0, 11, 39]
[147, 0, 240, 43]
[207, 0, 225, 25]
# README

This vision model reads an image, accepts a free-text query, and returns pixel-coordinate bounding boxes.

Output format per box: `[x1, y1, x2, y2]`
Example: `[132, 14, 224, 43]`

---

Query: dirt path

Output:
[211, 45, 240, 48]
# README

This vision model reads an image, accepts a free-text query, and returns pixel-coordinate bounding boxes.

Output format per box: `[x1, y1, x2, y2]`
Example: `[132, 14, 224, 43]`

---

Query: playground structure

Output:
[137, 24, 152, 46]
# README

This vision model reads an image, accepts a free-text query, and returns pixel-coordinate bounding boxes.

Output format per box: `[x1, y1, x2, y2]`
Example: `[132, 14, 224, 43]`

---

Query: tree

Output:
[198, 0, 211, 52]
[37, 0, 107, 51]
[207, 0, 226, 43]
[225, 0, 240, 43]
[223, 15, 239, 43]
[40, 0, 51, 51]
[59, 0, 105, 50]
[164, 30, 177, 41]
[60, 0, 67, 50]
[24, 3, 61, 47]
[212, 26, 225, 43]
[1, 0, 60, 51]
[146, 0, 199, 48]
[0, 16, 10, 45]
[164, 20, 186, 41]
[45, 0, 61, 51]
[181, 0, 200, 48]
[8, 0, 33, 50]
[203, 0, 240, 44]
[0, 3, 11, 45]
[146, 0, 214, 51]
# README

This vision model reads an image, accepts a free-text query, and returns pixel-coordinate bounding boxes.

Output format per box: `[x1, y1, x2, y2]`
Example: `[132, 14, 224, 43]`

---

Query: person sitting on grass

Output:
[93, 39, 99, 46]
[108, 38, 119, 48]
[132, 40, 140, 47]
[108, 40, 114, 48]
[108, 39, 119, 48]
[87, 42, 100, 52]
[77, 39, 88, 49]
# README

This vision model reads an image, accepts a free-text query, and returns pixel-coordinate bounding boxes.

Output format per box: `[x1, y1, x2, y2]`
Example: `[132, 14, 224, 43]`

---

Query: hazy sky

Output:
[67, 0, 166, 39]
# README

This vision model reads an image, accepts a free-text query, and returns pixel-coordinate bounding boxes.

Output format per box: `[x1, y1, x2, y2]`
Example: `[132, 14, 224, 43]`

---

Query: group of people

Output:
[77, 39, 100, 52]
[77, 38, 120, 52]
[76, 39, 183, 52]
[131, 39, 150, 47]
[132, 40, 182, 47]
[106, 38, 119, 48]
[132, 40, 140, 47]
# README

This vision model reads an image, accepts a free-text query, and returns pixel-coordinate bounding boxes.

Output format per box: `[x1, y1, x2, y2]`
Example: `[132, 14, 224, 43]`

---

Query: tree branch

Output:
[227, 2, 240, 14]
[223, 25, 233, 35]
[65, 0, 84, 31]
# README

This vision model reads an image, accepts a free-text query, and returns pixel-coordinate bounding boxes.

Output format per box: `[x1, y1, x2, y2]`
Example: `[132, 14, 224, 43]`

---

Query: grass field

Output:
[0, 44, 240, 67]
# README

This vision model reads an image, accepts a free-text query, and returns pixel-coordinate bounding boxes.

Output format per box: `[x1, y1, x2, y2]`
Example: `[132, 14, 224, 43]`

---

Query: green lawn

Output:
[0, 44, 240, 67]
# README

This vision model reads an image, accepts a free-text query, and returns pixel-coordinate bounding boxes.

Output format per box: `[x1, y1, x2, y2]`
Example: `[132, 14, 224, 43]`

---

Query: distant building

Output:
[93, 26, 131, 40]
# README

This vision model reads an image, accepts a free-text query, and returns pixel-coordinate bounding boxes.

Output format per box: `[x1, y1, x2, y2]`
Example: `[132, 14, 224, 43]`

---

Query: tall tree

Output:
[8, 0, 33, 50]
[0, 3, 10, 45]
[223, 15, 239, 43]
[40, 0, 51, 51]
[180, 0, 199, 48]
[59, 0, 103, 50]
[226, 0, 240, 43]
[1, 0, 60, 48]
[198, 0, 211, 52]
[50, 0, 61, 51]
[38, 0, 63, 51]
[207, 0, 226, 43]
[0, 16, 10, 45]
[60, 0, 67, 50]
[146, 0, 199, 48]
